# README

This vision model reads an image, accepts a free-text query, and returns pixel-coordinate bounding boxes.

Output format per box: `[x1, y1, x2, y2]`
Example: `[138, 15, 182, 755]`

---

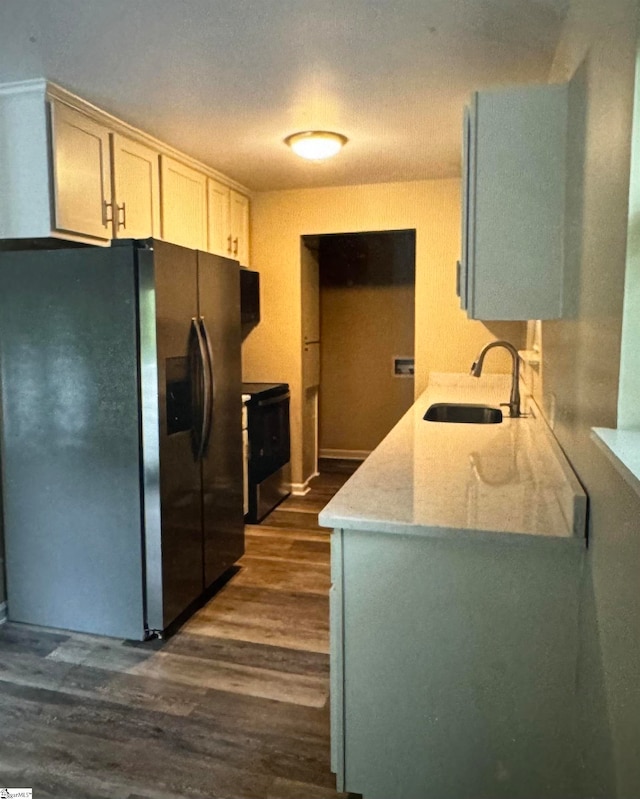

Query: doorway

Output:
[302, 230, 416, 471]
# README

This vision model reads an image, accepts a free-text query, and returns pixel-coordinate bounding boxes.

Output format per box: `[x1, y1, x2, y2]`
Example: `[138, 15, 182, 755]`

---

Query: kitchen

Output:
[0, 1, 639, 798]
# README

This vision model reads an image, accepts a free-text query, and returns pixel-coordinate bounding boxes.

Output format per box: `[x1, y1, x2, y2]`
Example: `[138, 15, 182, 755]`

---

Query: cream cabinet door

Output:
[229, 189, 250, 266]
[50, 101, 112, 240]
[207, 177, 230, 257]
[160, 155, 207, 250]
[111, 134, 160, 239]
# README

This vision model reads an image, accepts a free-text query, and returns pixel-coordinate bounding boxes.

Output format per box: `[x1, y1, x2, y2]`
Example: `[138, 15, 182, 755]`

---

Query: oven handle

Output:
[256, 392, 290, 408]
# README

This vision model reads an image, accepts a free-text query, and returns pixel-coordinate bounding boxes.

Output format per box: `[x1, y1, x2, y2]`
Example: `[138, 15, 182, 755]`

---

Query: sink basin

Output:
[423, 403, 503, 424]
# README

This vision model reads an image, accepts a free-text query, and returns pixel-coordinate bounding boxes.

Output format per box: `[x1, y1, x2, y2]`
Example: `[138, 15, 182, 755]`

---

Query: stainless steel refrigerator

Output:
[0, 239, 244, 639]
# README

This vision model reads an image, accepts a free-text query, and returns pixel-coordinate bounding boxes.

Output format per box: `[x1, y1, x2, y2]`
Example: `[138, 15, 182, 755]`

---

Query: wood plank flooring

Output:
[0, 459, 362, 799]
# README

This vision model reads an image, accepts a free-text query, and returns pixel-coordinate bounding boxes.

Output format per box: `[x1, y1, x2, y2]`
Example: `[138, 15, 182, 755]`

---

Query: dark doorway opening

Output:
[309, 229, 416, 460]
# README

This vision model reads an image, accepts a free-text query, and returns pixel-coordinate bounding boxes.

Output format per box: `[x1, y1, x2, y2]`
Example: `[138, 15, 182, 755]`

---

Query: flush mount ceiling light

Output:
[284, 130, 348, 161]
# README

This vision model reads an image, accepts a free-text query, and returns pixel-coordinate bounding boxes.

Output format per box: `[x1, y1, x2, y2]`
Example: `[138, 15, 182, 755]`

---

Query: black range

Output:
[242, 382, 291, 523]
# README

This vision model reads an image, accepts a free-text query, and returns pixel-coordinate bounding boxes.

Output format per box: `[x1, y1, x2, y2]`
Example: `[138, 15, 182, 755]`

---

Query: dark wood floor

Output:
[0, 459, 362, 799]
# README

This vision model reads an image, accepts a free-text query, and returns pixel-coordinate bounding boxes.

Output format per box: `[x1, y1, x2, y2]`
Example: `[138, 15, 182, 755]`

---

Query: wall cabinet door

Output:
[111, 134, 160, 239]
[229, 189, 250, 266]
[460, 83, 567, 320]
[207, 177, 230, 257]
[160, 155, 207, 250]
[207, 181, 251, 265]
[50, 101, 113, 241]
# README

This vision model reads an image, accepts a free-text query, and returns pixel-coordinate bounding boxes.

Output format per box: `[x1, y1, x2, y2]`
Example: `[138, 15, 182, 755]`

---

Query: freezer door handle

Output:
[190, 317, 212, 461]
[199, 316, 215, 455]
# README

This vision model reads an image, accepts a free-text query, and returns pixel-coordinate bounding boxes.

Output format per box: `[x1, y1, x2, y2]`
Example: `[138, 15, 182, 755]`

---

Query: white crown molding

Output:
[0, 77, 48, 96]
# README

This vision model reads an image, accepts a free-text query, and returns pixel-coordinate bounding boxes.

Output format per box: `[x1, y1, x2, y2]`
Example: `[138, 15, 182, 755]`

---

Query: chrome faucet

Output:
[470, 340, 521, 418]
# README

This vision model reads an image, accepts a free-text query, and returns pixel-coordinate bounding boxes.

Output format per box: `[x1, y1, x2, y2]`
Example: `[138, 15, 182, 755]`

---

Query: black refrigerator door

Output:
[197, 251, 244, 588]
[0, 246, 145, 639]
[138, 241, 204, 631]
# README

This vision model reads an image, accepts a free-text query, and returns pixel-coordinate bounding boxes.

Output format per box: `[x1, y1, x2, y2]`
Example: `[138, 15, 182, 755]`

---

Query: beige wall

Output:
[243, 179, 525, 486]
[618, 42, 640, 428]
[534, 1, 639, 795]
[319, 283, 415, 454]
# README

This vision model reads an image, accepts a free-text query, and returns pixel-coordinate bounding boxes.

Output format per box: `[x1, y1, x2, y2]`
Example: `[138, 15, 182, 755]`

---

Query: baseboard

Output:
[290, 470, 321, 496]
[0, 601, 7, 625]
[319, 448, 370, 460]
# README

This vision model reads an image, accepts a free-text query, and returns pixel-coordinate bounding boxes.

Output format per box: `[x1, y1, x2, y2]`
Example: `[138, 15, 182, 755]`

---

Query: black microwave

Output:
[240, 268, 260, 325]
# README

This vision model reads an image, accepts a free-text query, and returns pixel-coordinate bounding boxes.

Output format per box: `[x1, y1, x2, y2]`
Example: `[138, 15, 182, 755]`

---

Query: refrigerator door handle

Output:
[199, 317, 215, 454]
[190, 317, 211, 461]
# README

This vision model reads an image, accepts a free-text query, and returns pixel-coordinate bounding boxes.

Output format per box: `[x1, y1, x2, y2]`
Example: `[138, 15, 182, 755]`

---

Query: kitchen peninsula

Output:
[320, 373, 587, 799]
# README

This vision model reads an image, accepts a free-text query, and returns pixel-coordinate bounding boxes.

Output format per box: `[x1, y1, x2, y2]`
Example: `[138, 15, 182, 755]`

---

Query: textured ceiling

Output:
[0, 0, 569, 191]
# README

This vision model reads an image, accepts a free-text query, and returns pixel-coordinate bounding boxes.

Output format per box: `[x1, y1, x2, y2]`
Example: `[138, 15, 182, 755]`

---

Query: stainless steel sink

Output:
[423, 403, 503, 424]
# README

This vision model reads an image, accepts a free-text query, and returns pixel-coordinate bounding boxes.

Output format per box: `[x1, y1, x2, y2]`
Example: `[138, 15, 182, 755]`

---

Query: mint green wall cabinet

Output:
[458, 83, 568, 320]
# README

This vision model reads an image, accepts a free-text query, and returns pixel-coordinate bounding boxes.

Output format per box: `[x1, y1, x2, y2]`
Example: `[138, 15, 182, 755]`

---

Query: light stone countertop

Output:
[318, 373, 586, 545]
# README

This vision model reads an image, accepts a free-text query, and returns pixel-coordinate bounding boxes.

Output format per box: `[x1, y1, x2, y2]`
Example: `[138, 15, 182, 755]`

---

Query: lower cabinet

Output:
[330, 529, 584, 799]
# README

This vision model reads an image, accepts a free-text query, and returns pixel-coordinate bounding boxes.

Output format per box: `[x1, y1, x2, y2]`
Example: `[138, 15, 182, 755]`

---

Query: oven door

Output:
[248, 391, 291, 482]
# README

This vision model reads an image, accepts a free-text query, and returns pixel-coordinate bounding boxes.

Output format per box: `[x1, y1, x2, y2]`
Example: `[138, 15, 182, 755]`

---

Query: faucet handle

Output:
[499, 402, 527, 418]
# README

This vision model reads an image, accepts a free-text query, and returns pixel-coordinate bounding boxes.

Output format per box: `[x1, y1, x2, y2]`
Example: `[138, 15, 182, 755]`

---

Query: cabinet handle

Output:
[102, 200, 113, 227]
[227, 234, 233, 253]
[233, 237, 239, 256]
[116, 202, 127, 230]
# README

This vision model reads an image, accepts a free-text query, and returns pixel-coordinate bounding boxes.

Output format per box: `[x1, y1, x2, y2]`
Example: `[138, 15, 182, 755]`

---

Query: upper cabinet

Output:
[52, 103, 161, 241]
[50, 102, 113, 240]
[458, 83, 568, 320]
[207, 177, 231, 257]
[111, 133, 160, 239]
[0, 80, 250, 251]
[160, 155, 208, 250]
[206, 179, 250, 266]
[229, 189, 250, 267]
[0, 84, 112, 242]
[53, 104, 163, 242]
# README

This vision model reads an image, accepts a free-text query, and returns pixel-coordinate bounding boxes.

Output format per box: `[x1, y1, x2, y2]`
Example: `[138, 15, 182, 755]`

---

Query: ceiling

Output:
[0, 0, 569, 192]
